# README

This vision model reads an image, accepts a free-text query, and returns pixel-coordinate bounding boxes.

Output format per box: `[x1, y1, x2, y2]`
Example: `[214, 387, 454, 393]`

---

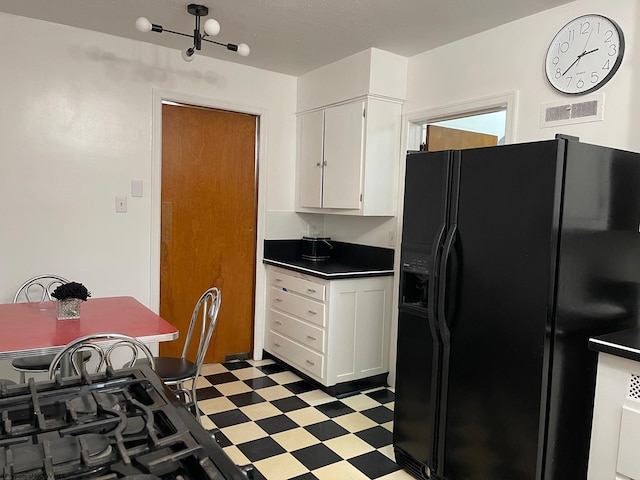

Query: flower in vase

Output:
[52, 282, 92, 301]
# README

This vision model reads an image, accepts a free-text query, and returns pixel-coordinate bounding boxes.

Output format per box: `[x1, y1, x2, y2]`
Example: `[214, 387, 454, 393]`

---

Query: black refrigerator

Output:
[393, 137, 640, 480]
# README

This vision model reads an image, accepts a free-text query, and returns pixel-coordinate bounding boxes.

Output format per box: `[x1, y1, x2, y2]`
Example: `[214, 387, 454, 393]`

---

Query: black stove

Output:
[0, 365, 253, 479]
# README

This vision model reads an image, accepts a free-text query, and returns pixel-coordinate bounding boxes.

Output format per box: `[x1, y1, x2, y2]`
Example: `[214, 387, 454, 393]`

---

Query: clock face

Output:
[545, 14, 624, 95]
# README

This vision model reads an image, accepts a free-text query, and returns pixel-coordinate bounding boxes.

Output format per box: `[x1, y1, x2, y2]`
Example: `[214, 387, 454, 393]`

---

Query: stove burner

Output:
[0, 367, 251, 479]
[69, 392, 120, 414]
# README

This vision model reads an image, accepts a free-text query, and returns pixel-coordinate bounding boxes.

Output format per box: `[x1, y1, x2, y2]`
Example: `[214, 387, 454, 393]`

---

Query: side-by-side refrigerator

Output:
[393, 137, 640, 480]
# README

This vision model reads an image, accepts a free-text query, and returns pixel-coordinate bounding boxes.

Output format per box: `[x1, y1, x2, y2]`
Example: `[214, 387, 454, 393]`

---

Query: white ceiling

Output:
[0, 0, 575, 76]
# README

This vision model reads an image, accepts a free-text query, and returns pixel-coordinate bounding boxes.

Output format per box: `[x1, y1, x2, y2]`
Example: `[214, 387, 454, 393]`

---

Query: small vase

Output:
[57, 298, 83, 320]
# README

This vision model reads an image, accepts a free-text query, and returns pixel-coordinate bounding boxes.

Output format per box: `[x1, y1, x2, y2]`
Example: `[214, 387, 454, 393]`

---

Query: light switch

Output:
[116, 196, 127, 213]
[131, 180, 143, 197]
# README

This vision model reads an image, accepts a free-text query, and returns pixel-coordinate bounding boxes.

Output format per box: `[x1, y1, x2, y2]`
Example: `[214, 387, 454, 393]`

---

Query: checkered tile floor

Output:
[195, 358, 414, 480]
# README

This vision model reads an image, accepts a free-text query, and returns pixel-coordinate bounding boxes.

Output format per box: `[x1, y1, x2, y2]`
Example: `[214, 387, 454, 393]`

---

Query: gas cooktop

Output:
[0, 365, 252, 479]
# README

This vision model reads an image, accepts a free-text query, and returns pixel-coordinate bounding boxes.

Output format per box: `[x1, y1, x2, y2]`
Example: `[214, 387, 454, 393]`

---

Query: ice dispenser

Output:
[400, 251, 430, 308]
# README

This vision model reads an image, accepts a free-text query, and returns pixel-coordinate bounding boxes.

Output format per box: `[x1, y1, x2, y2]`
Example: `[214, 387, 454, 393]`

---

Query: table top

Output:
[0, 296, 178, 359]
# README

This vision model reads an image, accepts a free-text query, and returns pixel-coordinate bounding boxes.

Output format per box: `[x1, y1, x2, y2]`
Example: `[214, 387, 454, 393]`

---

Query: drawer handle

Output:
[306, 359, 315, 366]
[274, 320, 283, 325]
[274, 342, 281, 347]
[274, 278, 283, 283]
[307, 288, 317, 294]
[306, 335, 316, 341]
[275, 298, 283, 302]
[307, 310, 317, 315]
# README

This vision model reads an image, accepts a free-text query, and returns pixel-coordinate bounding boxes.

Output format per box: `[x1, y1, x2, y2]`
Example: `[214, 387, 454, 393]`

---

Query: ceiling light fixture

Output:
[135, 3, 250, 62]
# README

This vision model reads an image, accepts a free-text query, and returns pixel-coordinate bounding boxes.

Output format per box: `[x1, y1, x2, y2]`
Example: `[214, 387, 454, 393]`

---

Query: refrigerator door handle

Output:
[437, 224, 457, 343]
[428, 223, 447, 337]
[434, 222, 457, 472]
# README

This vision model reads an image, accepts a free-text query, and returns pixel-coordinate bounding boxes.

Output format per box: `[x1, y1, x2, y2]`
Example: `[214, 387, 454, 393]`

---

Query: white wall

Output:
[0, 13, 297, 313]
[405, 0, 640, 151]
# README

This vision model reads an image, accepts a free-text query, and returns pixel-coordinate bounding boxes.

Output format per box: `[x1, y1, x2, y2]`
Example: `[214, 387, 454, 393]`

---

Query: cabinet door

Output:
[298, 110, 324, 208]
[322, 101, 365, 209]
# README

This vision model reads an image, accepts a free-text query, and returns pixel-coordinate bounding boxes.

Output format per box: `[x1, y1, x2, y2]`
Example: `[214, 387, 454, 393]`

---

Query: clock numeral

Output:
[567, 29, 575, 42]
[602, 59, 611, 71]
[580, 21, 590, 35]
[552, 56, 560, 66]
[608, 44, 618, 56]
[565, 76, 573, 89]
[555, 68, 563, 80]
[557, 41, 570, 54]
[576, 79, 585, 90]
[604, 29, 614, 42]
[591, 72, 599, 84]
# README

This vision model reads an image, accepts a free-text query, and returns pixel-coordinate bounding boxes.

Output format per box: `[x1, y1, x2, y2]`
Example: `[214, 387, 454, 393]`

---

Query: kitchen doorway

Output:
[405, 91, 515, 152]
[422, 109, 507, 149]
[159, 102, 258, 364]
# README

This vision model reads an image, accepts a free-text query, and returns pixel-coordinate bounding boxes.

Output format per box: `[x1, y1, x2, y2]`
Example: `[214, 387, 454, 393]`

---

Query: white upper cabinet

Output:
[295, 96, 402, 216]
[322, 100, 365, 209]
[297, 109, 324, 208]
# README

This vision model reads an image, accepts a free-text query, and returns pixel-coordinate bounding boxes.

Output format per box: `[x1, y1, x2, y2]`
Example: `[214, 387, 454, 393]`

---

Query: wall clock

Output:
[545, 14, 624, 95]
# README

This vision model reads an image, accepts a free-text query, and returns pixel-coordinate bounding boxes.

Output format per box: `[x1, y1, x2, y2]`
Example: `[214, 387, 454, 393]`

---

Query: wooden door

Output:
[426, 124, 498, 151]
[160, 104, 257, 363]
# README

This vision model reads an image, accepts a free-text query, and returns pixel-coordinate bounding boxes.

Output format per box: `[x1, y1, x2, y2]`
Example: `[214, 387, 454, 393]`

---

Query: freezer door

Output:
[438, 141, 563, 479]
[401, 150, 452, 252]
[393, 307, 442, 479]
[395, 150, 454, 477]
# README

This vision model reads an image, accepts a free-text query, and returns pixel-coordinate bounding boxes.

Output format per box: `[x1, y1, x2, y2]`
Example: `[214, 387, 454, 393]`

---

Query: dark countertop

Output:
[263, 239, 394, 280]
[589, 328, 640, 363]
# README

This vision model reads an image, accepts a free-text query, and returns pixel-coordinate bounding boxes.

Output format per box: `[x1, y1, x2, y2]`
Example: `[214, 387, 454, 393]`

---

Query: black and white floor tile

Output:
[195, 359, 413, 480]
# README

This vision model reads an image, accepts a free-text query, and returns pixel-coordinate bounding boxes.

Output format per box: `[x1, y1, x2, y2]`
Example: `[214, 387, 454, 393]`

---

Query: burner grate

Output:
[0, 367, 249, 479]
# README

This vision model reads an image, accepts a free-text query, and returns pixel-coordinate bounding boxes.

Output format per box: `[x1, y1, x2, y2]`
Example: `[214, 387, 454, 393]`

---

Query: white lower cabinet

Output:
[588, 352, 640, 480]
[265, 266, 392, 387]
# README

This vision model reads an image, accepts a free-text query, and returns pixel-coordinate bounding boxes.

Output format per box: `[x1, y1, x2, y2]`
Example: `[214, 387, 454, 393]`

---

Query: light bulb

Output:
[181, 48, 195, 62]
[135, 17, 152, 33]
[204, 18, 221, 36]
[237, 43, 250, 57]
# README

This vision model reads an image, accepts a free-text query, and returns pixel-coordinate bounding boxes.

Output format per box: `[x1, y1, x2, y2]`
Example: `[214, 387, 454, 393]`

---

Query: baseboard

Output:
[262, 351, 389, 398]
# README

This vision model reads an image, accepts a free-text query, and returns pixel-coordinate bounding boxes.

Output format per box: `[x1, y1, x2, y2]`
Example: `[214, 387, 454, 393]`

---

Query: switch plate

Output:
[131, 180, 143, 197]
[116, 196, 127, 213]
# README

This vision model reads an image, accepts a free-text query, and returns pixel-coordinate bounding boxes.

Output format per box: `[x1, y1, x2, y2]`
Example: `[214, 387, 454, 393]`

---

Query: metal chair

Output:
[13, 274, 68, 303]
[48, 332, 155, 380]
[11, 275, 88, 382]
[142, 287, 221, 422]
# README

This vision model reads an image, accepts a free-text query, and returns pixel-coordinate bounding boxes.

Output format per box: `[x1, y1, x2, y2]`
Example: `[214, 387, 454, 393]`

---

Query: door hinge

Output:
[360, 193, 363, 202]
[363, 107, 366, 118]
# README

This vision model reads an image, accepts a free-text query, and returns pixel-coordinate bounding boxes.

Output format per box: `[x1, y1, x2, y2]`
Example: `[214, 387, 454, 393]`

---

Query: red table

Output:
[0, 296, 178, 360]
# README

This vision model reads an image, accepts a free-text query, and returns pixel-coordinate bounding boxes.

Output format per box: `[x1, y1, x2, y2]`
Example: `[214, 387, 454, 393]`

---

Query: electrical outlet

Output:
[388, 230, 396, 246]
[309, 224, 319, 236]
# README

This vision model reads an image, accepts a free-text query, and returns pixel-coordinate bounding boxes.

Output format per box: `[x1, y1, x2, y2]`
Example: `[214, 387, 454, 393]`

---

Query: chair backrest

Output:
[182, 287, 221, 373]
[48, 333, 156, 380]
[13, 275, 69, 303]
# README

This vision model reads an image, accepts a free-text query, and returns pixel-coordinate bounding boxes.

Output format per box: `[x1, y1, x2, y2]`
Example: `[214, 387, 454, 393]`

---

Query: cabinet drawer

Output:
[269, 331, 325, 379]
[270, 287, 325, 327]
[270, 310, 325, 354]
[271, 271, 325, 301]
